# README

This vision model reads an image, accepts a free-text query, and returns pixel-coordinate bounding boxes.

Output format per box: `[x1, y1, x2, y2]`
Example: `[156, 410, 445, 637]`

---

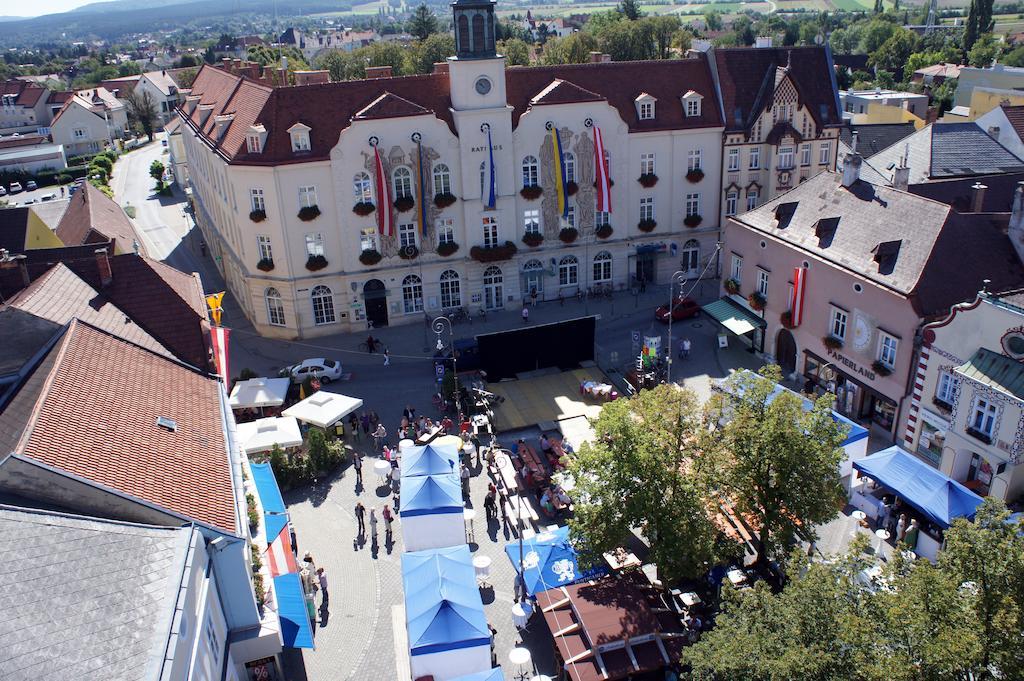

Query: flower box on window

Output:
[871, 360, 893, 377]
[305, 254, 328, 271]
[520, 184, 543, 200]
[352, 201, 375, 216]
[684, 214, 703, 228]
[434, 192, 457, 209]
[249, 208, 267, 222]
[436, 241, 460, 257]
[359, 249, 382, 266]
[399, 245, 419, 260]
[256, 258, 274, 272]
[747, 292, 766, 311]
[637, 218, 657, 232]
[558, 227, 579, 243]
[823, 335, 844, 350]
[685, 168, 704, 183]
[966, 426, 993, 445]
[724, 278, 741, 295]
[780, 310, 796, 329]
[593, 178, 615, 188]
[638, 173, 658, 188]
[565, 180, 578, 196]
[394, 195, 415, 213]
[298, 205, 321, 221]
[522, 232, 544, 247]
[470, 240, 517, 263]
[932, 397, 953, 412]
[595, 223, 613, 239]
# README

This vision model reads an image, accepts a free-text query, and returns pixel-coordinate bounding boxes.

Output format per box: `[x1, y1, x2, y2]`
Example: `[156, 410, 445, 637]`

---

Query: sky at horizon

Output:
[3, 0, 95, 17]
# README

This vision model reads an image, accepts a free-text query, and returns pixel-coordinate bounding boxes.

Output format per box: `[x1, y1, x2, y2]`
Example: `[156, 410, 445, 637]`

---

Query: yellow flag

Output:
[206, 292, 225, 326]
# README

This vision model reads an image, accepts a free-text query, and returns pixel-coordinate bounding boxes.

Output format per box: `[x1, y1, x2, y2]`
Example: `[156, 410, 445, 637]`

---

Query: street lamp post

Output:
[433, 315, 458, 414]
[666, 270, 688, 384]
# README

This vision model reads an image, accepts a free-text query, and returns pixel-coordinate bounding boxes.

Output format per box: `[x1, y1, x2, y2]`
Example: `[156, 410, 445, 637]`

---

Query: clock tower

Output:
[448, 0, 506, 112]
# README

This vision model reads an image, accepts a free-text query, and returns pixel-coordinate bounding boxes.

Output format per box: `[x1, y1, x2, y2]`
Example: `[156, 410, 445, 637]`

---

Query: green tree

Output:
[124, 88, 158, 142]
[363, 41, 408, 75]
[149, 159, 165, 190]
[873, 0, 884, 13]
[705, 366, 847, 566]
[598, 20, 657, 61]
[316, 49, 367, 81]
[968, 33, 1000, 67]
[869, 28, 919, 75]
[703, 9, 723, 31]
[542, 32, 600, 65]
[407, 33, 455, 74]
[964, 0, 981, 54]
[499, 38, 531, 66]
[617, 0, 642, 21]
[568, 384, 720, 582]
[408, 3, 439, 41]
[860, 18, 898, 53]
[642, 15, 681, 59]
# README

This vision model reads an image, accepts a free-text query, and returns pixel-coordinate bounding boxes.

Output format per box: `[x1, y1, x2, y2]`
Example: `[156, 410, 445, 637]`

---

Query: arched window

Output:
[433, 163, 451, 196]
[682, 239, 700, 274]
[522, 258, 544, 297]
[353, 172, 372, 203]
[522, 156, 539, 187]
[393, 166, 412, 199]
[592, 251, 612, 283]
[457, 15, 470, 53]
[563, 152, 576, 183]
[472, 14, 485, 53]
[402, 274, 423, 314]
[440, 269, 462, 309]
[483, 265, 503, 309]
[559, 255, 579, 287]
[265, 287, 285, 326]
[311, 285, 336, 325]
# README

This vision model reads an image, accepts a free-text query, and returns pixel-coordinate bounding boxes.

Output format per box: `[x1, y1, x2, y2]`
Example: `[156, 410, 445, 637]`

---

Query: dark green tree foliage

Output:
[408, 3, 439, 40]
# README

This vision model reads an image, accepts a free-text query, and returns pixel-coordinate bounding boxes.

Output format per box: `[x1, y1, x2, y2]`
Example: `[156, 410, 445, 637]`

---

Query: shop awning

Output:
[702, 298, 766, 336]
[274, 572, 315, 649]
[853, 446, 983, 528]
[251, 461, 289, 540]
[283, 391, 363, 429]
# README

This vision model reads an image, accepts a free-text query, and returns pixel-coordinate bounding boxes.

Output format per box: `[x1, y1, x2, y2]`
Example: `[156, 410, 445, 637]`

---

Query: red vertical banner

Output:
[210, 326, 230, 382]
[791, 266, 806, 327]
[593, 126, 612, 213]
[373, 145, 394, 237]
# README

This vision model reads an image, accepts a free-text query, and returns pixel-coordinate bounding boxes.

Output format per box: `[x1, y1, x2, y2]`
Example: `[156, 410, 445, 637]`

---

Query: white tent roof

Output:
[229, 377, 291, 409]
[282, 391, 363, 429]
[236, 416, 303, 454]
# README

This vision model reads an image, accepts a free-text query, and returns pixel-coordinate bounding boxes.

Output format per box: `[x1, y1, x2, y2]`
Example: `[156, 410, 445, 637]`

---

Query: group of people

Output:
[538, 485, 572, 518]
[299, 552, 330, 612]
[353, 501, 395, 545]
[879, 497, 922, 548]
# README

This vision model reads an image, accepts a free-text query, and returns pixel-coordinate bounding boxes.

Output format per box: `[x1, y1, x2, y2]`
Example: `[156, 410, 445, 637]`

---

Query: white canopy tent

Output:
[236, 416, 303, 454]
[283, 391, 363, 429]
[229, 377, 291, 409]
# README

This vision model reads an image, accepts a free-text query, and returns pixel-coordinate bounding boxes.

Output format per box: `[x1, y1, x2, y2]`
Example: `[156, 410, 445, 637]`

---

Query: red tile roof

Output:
[529, 78, 604, 106]
[56, 183, 146, 257]
[0, 79, 47, 107]
[15, 320, 237, 533]
[713, 46, 841, 132]
[182, 55, 723, 164]
[354, 92, 431, 120]
[1000, 104, 1024, 143]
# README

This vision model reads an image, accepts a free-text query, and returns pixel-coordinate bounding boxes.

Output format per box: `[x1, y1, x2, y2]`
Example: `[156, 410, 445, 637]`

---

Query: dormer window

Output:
[246, 124, 266, 154]
[288, 123, 311, 153]
[635, 93, 656, 120]
[682, 90, 703, 117]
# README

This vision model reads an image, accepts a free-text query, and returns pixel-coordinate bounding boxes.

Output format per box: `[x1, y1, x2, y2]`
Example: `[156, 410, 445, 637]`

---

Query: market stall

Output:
[229, 377, 290, 411]
[236, 416, 303, 455]
[402, 545, 491, 681]
[401, 443, 460, 478]
[282, 391, 363, 429]
[503, 525, 605, 597]
[401, 472, 465, 552]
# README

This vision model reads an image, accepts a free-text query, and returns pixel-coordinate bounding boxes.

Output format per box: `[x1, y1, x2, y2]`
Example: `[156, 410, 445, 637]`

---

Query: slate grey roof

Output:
[838, 139, 890, 185]
[0, 505, 192, 681]
[867, 123, 1024, 184]
[840, 123, 917, 156]
[731, 171, 952, 295]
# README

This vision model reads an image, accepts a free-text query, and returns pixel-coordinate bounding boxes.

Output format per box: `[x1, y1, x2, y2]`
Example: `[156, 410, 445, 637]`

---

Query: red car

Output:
[655, 297, 701, 323]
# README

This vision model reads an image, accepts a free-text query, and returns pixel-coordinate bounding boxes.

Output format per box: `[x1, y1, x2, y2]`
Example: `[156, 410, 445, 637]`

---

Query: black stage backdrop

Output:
[477, 316, 596, 381]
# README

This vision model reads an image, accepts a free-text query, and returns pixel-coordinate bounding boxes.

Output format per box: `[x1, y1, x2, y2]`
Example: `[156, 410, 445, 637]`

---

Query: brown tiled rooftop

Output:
[56, 183, 146, 257]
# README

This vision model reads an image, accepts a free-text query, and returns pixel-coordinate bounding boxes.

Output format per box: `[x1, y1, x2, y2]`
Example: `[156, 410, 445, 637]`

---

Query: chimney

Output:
[841, 149, 862, 188]
[281, 55, 288, 71]
[221, 57, 232, 71]
[988, 125, 1001, 138]
[972, 182, 988, 213]
[892, 143, 910, 191]
[432, 62, 449, 75]
[294, 70, 330, 85]
[365, 65, 393, 79]
[1009, 183, 1024, 265]
[755, 36, 772, 48]
[94, 248, 112, 287]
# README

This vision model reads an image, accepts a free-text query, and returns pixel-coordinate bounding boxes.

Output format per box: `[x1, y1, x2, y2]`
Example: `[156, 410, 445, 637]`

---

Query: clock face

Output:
[853, 315, 871, 351]
[475, 77, 492, 95]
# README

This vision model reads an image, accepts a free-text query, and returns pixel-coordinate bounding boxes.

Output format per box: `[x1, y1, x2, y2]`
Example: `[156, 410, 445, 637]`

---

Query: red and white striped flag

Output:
[266, 524, 298, 578]
[790, 266, 807, 326]
[593, 126, 612, 213]
[210, 326, 230, 382]
[374, 146, 394, 237]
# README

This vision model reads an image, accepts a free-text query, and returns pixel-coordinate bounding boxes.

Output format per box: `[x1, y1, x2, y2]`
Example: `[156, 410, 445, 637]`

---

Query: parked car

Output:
[279, 358, 343, 384]
[25, 180, 37, 191]
[40, 192, 57, 202]
[22, 198, 37, 205]
[655, 297, 701, 323]
[0, 186, 6, 196]
[9, 182, 22, 193]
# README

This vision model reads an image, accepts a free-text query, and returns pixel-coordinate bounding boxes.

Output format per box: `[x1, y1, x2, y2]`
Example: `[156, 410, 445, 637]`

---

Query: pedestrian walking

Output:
[404, 404, 416, 422]
[353, 453, 363, 485]
[461, 464, 471, 498]
[360, 411, 370, 435]
[530, 288, 538, 307]
[522, 306, 529, 323]
[383, 504, 394, 542]
[369, 507, 378, 538]
[349, 413, 361, 441]
[373, 423, 387, 451]
[289, 526, 298, 555]
[383, 347, 390, 366]
[484, 487, 497, 521]
[317, 567, 329, 607]
[366, 334, 376, 353]
[681, 338, 692, 359]
[355, 502, 366, 535]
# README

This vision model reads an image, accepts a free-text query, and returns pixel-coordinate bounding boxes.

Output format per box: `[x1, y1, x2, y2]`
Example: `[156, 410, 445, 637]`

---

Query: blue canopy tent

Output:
[402, 546, 491, 679]
[402, 443, 460, 478]
[503, 525, 606, 597]
[401, 472, 466, 552]
[450, 669, 505, 681]
[853, 446, 984, 528]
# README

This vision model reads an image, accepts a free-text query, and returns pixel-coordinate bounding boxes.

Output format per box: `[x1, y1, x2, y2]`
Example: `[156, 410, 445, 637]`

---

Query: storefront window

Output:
[916, 411, 947, 467]
[872, 397, 896, 430]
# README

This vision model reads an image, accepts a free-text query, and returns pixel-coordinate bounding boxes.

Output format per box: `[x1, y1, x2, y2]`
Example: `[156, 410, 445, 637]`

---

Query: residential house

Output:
[838, 87, 928, 124]
[0, 133, 67, 175]
[950, 63, 1024, 119]
[56, 182, 146, 255]
[974, 104, 1024, 160]
[0, 80, 55, 135]
[50, 87, 128, 156]
[279, 26, 379, 61]
[912, 62, 962, 85]
[136, 70, 182, 127]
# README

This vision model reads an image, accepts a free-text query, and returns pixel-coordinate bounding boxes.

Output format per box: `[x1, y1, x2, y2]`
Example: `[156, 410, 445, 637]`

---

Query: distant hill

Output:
[66, 0, 203, 14]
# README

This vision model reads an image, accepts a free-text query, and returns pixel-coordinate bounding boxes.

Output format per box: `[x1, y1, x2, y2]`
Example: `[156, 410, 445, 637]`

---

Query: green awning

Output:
[702, 298, 767, 336]
[956, 348, 1024, 400]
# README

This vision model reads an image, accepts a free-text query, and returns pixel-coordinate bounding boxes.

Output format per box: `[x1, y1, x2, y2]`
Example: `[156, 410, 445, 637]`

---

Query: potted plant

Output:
[565, 180, 578, 196]
[871, 360, 893, 377]
[686, 168, 705, 183]
[394, 195, 415, 212]
[520, 184, 543, 200]
[747, 292, 766, 311]
[470, 240, 518, 263]
[434, 192, 457, 209]
[638, 173, 658, 188]
[522, 232, 544, 247]
[724, 278, 741, 295]
[437, 241, 459, 257]
[358, 249, 382, 266]
[249, 208, 267, 222]
[823, 335, 844, 350]
[298, 205, 321, 221]
[352, 201, 375, 216]
[558, 227, 579, 243]
[595, 223, 613, 239]
[780, 310, 796, 329]
[256, 258, 274, 272]
[305, 254, 328, 271]
[638, 218, 656, 232]
[399, 245, 419, 260]
[684, 214, 703, 228]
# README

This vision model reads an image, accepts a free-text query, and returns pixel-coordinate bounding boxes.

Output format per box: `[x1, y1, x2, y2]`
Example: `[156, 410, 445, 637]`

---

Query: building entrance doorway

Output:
[775, 328, 797, 376]
[363, 279, 388, 327]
